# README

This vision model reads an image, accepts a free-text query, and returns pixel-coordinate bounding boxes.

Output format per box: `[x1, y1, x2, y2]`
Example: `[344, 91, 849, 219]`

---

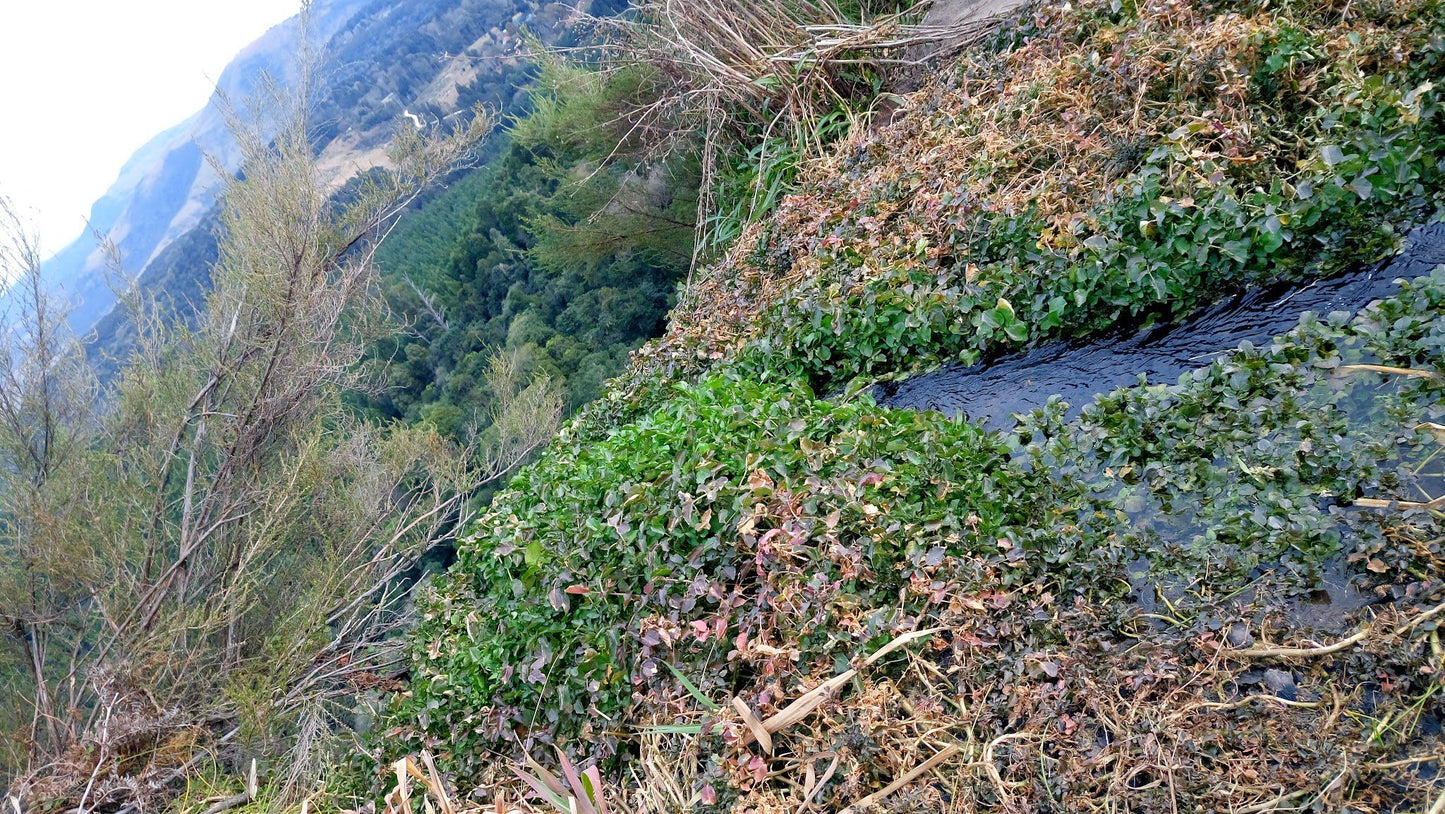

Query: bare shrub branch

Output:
[0, 53, 507, 814]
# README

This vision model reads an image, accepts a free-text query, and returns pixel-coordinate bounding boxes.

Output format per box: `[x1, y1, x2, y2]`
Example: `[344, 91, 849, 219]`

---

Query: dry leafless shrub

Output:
[0, 45, 559, 814]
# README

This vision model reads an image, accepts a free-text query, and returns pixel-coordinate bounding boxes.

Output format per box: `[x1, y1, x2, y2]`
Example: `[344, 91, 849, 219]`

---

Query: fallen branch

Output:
[1231, 627, 1371, 659]
[736, 628, 937, 746]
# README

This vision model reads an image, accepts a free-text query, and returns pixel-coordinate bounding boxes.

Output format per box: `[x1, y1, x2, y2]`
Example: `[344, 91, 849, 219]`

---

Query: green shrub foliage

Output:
[398, 375, 1032, 772]
[383, 0, 1445, 793]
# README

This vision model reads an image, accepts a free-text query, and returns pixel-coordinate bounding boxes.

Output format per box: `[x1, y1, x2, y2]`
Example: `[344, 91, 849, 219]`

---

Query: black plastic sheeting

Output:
[875, 222, 1445, 430]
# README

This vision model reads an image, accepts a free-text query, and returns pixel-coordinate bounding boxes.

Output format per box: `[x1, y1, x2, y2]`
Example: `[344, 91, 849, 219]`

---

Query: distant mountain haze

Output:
[35, 0, 364, 333]
[32, 0, 581, 337]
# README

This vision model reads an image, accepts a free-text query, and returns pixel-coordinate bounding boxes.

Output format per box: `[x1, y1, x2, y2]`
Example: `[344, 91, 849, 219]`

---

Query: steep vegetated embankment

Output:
[385, 0, 1445, 809]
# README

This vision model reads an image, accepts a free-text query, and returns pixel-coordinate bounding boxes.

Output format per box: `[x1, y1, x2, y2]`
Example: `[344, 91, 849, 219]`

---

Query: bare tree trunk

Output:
[20, 622, 59, 755]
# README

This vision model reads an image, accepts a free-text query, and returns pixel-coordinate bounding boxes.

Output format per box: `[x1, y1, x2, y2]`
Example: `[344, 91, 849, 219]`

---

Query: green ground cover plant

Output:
[597, 0, 1445, 411]
[395, 374, 1038, 777]
[385, 257, 1445, 811]
[371, 0, 1445, 808]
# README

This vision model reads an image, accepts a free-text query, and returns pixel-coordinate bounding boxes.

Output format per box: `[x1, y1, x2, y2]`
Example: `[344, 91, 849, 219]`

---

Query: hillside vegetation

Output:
[0, 86, 532, 813]
[83, 0, 585, 372]
[381, 0, 1445, 810]
[361, 61, 698, 445]
[4, 0, 1445, 810]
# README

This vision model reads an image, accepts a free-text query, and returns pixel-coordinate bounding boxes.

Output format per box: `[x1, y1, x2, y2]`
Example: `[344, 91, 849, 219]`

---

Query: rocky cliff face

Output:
[38, 0, 578, 335]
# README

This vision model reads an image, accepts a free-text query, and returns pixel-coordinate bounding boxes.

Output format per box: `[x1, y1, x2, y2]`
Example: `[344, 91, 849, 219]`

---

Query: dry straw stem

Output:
[796, 752, 841, 812]
[835, 743, 963, 814]
[731, 697, 774, 755]
[1353, 494, 1445, 510]
[1366, 752, 1444, 770]
[627, 729, 700, 814]
[1398, 600, 1445, 636]
[1230, 626, 1373, 659]
[981, 732, 1034, 812]
[388, 753, 465, 814]
[1234, 789, 1311, 813]
[1228, 599, 1445, 660]
[1334, 363, 1442, 379]
[1194, 695, 1323, 711]
[734, 627, 937, 747]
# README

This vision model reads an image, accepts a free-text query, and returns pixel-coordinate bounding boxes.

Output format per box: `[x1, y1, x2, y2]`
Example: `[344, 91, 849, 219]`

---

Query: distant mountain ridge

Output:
[36, 0, 580, 336]
[37, 0, 366, 332]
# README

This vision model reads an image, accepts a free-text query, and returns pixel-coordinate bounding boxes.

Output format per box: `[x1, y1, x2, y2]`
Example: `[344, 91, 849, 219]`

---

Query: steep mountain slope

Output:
[36, 0, 365, 332]
[384, 0, 1445, 809]
[41, 0, 580, 338]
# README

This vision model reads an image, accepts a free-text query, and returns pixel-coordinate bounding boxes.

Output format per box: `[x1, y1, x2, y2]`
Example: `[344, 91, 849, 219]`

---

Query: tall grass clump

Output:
[541, 0, 996, 263]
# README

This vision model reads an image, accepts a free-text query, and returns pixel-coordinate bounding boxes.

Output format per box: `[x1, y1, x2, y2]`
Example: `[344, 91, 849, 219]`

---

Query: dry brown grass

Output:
[381, 562, 1444, 812]
[608, 0, 1433, 398]
[557, 0, 1010, 269]
[586, 0, 1002, 139]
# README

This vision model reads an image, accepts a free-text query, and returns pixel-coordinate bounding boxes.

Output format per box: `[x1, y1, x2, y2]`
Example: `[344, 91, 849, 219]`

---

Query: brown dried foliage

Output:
[605, 0, 1434, 399]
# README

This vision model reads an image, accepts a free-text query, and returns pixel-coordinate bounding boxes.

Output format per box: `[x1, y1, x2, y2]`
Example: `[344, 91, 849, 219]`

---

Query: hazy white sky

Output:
[0, 0, 302, 257]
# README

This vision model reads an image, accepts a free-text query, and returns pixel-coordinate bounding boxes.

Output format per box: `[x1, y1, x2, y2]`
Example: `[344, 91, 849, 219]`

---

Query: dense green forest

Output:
[360, 66, 699, 441]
